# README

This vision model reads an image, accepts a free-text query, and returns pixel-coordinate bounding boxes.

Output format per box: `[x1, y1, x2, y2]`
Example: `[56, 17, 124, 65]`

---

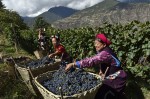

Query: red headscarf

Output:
[95, 33, 112, 46]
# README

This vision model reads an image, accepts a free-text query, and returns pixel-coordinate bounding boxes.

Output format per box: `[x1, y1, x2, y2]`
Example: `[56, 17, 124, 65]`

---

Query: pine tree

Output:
[33, 17, 49, 30]
[0, 0, 5, 9]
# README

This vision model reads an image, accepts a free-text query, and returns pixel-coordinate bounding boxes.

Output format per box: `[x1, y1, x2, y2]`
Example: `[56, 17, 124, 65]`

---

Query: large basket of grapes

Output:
[34, 64, 102, 99]
[4, 56, 31, 77]
[16, 56, 61, 95]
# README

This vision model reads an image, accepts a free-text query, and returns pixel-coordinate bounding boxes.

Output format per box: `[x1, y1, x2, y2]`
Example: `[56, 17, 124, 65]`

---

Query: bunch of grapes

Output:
[42, 62, 101, 96]
[21, 56, 55, 69]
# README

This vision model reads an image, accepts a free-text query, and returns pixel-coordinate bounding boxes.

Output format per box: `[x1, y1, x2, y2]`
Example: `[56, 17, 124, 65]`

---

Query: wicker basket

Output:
[16, 66, 37, 95]
[4, 60, 15, 77]
[34, 70, 102, 99]
[34, 50, 44, 59]
[16, 59, 61, 95]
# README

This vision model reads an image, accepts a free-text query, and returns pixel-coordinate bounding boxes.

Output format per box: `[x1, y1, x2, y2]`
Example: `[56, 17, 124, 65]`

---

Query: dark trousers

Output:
[94, 84, 127, 99]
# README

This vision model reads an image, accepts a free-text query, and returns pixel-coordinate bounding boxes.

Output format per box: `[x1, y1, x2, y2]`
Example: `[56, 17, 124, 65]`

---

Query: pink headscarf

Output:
[95, 33, 112, 46]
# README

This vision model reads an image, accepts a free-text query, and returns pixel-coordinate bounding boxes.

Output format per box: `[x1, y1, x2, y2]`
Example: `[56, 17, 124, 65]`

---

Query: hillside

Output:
[48, 6, 78, 18]
[23, 6, 78, 28]
[52, 0, 150, 29]
[118, 0, 150, 3]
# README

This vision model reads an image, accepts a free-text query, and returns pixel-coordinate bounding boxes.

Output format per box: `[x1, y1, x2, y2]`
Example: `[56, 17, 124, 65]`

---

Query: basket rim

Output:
[34, 70, 102, 98]
[16, 59, 61, 70]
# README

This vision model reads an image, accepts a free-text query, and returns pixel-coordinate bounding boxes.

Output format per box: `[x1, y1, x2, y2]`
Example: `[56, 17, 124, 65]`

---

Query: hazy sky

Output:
[2, 0, 104, 17]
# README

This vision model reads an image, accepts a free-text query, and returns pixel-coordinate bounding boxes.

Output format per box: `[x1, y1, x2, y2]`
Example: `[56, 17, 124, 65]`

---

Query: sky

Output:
[2, 0, 104, 17]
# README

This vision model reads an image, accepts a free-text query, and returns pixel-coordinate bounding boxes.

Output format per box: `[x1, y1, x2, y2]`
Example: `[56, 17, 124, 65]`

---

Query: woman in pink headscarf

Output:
[65, 33, 127, 99]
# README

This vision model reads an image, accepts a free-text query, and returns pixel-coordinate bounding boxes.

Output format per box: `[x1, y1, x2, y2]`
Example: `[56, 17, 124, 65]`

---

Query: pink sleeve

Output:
[79, 51, 112, 68]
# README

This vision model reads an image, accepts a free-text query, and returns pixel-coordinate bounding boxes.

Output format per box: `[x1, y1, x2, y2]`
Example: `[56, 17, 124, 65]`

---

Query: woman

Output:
[38, 28, 49, 51]
[65, 33, 127, 99]
[49, 35, 71, 62]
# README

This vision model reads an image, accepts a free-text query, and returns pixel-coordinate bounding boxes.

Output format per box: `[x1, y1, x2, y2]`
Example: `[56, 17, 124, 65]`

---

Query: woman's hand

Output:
[65, 63, 74, 72]
[48, 53, 54, 58]
[99, 70, 104, 80]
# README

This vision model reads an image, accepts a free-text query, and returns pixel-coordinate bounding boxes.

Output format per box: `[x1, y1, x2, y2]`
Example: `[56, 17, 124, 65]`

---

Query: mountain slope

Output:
[38, 11, 62, 23]
[118, 0, 150, 3]
[23, 6, 78, 27]
[52, 0, 150, 29]
[48, 6, 78, 18]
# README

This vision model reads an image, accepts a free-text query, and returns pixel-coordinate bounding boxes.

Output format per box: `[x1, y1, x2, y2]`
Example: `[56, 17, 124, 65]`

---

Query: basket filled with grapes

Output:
[15, 56, 61, 95]
[34, 63, 102, 99]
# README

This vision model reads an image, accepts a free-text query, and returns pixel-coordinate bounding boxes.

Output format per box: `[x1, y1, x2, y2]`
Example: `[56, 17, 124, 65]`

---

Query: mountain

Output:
[22, 17, 34, 28]
[52, 0, 150, 29]
[23, 6, 78, 28]
[48, 6, 78, 18]
[118, 0, 150, 3]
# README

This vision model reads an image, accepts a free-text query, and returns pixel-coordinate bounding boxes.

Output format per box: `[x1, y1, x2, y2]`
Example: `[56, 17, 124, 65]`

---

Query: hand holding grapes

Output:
[65, 63, 75, 72]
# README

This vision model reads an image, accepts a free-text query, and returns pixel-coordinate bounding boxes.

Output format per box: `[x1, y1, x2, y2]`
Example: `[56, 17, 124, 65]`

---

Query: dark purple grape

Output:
[42, 63, 101, 96]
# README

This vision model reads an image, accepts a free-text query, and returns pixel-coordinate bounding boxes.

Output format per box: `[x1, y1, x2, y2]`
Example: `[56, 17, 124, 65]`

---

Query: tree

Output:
[33, 17, 49, 30]
[8, 23, 20, 53]
[0, 0, 5, 9]
[0, 8, 28, 53]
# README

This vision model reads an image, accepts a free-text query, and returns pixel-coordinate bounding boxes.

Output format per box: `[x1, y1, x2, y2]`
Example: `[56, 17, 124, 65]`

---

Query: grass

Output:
[0, 78, 33, 99]
[125, 70, 150, 99]
[0, 57, 38, 99]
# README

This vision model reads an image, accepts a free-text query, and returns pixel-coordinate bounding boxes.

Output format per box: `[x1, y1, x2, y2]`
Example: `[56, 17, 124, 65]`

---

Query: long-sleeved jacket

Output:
[76, 47, 121, 75]
[77, 50, 119, 67]
[76, 47, 127, 92]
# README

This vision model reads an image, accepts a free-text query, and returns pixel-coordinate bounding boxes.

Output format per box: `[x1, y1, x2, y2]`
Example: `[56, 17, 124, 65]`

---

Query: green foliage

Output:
[19, 29, 38, 53]
[0, 7, 28, 53]
[0, 9, 27, 30]
[1, 8, 149, 78]
[0, 73, 35, 99]
[33, 17, 49, 30]
[0, 0, 5, 9]
[47, 21, 150, 79]
[0, 8, 28, 49]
